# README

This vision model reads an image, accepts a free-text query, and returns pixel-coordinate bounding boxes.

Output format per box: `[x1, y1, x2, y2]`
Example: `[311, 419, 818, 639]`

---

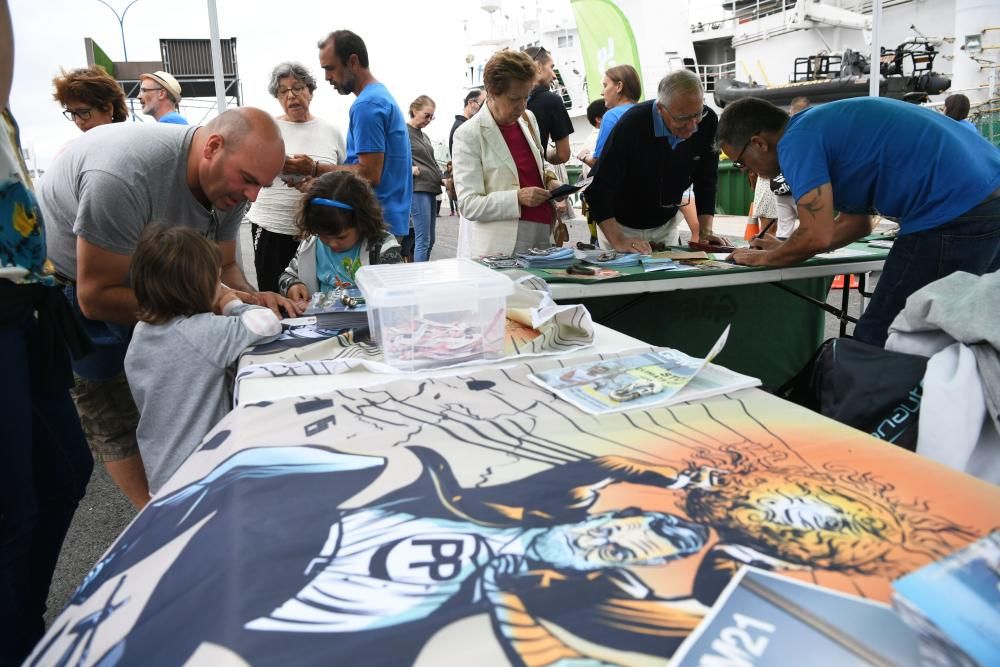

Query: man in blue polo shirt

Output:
[718, 96, 1000, 346]
[316, 30, 411, 239]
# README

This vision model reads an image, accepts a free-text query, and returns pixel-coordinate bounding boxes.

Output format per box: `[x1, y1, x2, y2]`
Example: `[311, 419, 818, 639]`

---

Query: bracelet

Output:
[311, 160, 319, 177]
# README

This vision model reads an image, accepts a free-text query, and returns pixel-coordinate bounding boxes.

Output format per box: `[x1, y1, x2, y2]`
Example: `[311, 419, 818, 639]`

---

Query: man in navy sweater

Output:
[585, 69, 724, 253]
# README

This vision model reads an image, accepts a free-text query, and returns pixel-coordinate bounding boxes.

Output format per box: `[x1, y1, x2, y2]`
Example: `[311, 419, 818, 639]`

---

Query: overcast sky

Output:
[9, 0, 516, 169]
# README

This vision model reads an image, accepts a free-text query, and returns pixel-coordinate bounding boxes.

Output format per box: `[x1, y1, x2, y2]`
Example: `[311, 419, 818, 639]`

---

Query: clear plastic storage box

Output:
[355, 258, 514, 371]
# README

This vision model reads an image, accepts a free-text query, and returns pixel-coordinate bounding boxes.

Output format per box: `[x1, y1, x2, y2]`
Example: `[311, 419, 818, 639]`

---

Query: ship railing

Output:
[696, 61, 737, 93]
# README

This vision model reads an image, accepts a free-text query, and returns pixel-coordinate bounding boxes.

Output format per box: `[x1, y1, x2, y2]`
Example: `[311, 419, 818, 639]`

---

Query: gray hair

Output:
[656, 69, 703, 108]
[267, 62, 318, 98]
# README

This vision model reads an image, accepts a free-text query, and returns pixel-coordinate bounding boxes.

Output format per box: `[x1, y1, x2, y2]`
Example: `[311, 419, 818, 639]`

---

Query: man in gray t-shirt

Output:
[37, 107, 296, 507]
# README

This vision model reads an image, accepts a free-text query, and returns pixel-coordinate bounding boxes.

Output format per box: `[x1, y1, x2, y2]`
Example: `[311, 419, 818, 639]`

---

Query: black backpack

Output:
[776, 338, 928, 451]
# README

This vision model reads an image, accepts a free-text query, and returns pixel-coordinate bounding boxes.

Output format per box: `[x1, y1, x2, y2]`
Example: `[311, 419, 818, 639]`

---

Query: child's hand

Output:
[214, 284, 241, 314]
[287, 283, 310, 304]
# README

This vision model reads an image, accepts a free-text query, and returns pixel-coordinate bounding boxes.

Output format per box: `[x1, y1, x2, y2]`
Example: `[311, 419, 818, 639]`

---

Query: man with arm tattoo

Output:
[717, 96, 1000, 346]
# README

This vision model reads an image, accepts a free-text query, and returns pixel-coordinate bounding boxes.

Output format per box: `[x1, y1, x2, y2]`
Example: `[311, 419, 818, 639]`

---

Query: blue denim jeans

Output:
[411, 191, 437, 262]
[62, 283, 131, 381]
[0, 315, 92, 664]
[854, 196, 1000, 347]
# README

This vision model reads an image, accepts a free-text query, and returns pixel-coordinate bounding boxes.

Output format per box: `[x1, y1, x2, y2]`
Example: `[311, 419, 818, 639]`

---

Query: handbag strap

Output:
[520, 112, 557, 187]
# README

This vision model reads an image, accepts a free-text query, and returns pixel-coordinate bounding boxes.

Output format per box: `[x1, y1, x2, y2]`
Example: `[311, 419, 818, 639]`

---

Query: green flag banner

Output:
[570, 0, 642, 103]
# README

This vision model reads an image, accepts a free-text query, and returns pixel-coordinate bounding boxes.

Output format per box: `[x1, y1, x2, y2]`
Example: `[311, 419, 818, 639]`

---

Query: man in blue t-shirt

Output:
[139, 70, 188, 125]
[718, 96, 1000, 346]
[316, 30, 412, 238]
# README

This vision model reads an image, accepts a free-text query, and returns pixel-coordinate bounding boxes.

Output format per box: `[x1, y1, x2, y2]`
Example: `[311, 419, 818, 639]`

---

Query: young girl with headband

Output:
[278, 171, 403, 303]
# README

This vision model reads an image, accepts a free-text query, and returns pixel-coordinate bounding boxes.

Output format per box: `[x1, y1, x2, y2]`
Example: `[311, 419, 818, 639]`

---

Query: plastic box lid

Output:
[355, 258, 514, 314]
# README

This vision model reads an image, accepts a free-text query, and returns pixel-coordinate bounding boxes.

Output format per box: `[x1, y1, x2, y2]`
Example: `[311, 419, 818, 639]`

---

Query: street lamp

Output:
[94, 0, 142, 120]
[94, 0, 141, 61]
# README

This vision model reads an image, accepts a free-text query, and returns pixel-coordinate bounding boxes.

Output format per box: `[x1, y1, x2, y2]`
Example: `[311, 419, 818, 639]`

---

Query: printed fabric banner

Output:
[570, 0, 642, 104]
[31, 351, 1000, 667]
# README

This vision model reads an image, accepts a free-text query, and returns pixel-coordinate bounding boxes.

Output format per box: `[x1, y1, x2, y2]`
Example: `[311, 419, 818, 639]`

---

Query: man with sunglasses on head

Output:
[718, 96, 1000, 347]
[584, 69, 725, 253]
[138, 70, 187, 125]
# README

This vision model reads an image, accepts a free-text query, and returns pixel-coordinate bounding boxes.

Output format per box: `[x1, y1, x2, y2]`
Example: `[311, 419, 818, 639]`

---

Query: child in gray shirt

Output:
[125, 225, 281, 496]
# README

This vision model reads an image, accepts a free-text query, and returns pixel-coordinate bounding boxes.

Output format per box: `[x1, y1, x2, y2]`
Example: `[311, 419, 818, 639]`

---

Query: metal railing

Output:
[973, 99, 1000, 148]
[697, 61, 737, 93]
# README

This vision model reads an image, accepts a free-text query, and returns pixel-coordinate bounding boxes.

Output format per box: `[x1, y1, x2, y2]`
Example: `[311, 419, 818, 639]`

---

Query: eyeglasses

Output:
[277, 84, 309, 97]
[139, 86, 162, 95]
[62, 108, 93, 121]
[731, 137, 753, 169]
[662, 104, 709, 126]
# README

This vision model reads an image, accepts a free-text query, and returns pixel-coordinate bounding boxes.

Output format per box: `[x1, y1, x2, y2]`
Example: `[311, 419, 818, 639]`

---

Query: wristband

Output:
[311, 160, 319, 177]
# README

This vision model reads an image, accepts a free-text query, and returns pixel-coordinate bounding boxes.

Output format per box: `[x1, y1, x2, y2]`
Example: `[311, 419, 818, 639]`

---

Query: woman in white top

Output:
[247, 62, 345, 292]
[451, 50, 562, 259]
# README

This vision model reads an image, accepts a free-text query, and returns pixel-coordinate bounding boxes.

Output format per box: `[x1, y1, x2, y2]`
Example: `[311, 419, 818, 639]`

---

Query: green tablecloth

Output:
[520, 242, 889, 388]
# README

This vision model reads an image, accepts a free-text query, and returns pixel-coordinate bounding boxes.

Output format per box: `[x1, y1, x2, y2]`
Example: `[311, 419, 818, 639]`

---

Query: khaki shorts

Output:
[69, 372, 140, 463]
[597, 212, 683, 250]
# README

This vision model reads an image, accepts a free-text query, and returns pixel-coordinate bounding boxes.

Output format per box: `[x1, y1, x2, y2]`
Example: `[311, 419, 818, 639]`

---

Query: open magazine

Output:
[528, 326, 759, 414]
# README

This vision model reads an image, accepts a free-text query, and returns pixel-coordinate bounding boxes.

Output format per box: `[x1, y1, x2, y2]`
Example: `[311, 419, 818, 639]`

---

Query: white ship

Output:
[460, 0, 1000, 153]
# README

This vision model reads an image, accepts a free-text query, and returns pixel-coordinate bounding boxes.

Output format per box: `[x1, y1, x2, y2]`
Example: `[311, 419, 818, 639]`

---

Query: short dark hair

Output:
[318, 30, 369, 69]
[586, 98, 607, 127]
[944, 93, 971, 121]
[605, 64, 642, 102]
[463, 88, 483, 107]
[522, 45, 551, 64]
[52, 66, 128, 123]
[131, 225, 220, 325]
[295, 171, 387, 246]
[717, 97, 789, 149]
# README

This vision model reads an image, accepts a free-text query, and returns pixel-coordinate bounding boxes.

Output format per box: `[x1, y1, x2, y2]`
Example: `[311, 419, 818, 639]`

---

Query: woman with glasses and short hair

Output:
[52, 66, 127, 133]
[246, 61, 346, 293]
[407, 95, 443, 262]
[452, 50, 563, 258]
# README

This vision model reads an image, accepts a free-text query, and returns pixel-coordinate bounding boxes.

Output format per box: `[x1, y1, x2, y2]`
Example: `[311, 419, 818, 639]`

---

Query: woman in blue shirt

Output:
[587, 64, 641, 166]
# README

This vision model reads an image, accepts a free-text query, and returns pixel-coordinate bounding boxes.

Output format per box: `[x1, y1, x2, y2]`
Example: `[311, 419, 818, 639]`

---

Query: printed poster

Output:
[32, 348, 1000, 667]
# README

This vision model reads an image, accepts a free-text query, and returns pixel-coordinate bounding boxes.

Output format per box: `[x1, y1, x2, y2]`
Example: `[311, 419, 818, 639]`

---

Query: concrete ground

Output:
[44, 209, 871, 626]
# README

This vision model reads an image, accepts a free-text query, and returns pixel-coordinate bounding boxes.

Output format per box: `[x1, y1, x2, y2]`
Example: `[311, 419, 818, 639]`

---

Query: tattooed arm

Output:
[730, 183, 872, 267]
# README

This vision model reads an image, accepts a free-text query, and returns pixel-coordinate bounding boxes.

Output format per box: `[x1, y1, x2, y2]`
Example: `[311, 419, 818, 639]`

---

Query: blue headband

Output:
[310, 197, 354, 211]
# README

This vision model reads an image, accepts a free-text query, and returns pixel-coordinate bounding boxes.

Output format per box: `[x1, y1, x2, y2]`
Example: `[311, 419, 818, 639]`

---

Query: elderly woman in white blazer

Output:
[452, 50, 561, 258]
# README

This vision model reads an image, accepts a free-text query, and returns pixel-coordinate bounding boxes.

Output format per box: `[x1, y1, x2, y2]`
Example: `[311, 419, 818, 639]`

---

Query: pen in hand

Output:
[755, 218, 777, 240]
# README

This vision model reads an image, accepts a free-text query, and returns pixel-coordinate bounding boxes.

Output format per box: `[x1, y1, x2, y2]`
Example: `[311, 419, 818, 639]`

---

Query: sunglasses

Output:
[731, 137, 753, 169]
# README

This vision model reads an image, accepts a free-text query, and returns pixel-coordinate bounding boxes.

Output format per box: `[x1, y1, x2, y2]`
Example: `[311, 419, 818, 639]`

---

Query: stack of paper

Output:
[575, 248, 645, 267]
[640, 257, 680, 273]
[516, 247, 576, 269]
